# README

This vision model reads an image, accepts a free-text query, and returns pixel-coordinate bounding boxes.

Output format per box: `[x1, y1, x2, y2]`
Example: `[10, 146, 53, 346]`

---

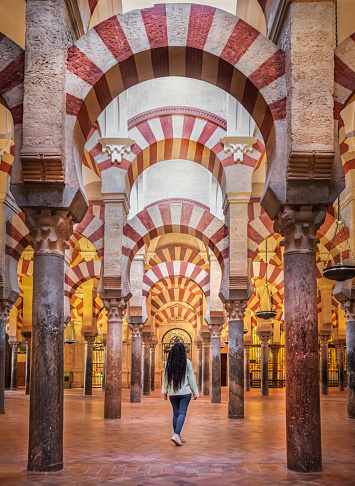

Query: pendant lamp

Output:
[256, 238, 277, 320]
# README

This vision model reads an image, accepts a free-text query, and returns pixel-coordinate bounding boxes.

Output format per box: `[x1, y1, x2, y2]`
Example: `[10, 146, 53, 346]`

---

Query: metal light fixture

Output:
[256, 238, 277, 320]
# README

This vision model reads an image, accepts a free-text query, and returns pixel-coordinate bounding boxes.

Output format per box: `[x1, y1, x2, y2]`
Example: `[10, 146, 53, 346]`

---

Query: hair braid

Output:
[165, 342, 187, 392]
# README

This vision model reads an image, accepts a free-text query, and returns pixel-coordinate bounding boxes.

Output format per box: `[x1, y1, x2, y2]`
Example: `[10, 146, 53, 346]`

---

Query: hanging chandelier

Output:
[255, 238, 277, 320]
[323, 198, 355, 282]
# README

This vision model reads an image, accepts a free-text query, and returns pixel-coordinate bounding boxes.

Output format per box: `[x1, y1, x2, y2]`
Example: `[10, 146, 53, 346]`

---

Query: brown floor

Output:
[0, 387, 354, 485]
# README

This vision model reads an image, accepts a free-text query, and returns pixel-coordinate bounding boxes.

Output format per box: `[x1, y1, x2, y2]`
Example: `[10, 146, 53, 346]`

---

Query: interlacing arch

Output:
[150, 276, 203, 296]
[150, 288, 204, 315]
[66, 3, 286, 182]
[154, 304, 199, 328]
[64, 260, 101, 299]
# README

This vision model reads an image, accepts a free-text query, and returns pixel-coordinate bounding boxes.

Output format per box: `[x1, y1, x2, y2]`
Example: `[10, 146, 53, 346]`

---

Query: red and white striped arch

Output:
[64, 259, 101, 299]
[143, 261, 210, 297]
[146, 243, 208, 271]
[74, 200, 105, 257]
[150, 276, 203, 297]
[334, 33, 355, 119]
[151, 288, 204, 315]
[66, 4, 286, 164]
[154, 305, 198, 328]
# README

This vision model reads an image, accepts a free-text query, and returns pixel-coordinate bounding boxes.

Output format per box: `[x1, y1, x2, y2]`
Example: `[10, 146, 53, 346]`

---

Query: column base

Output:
[25, 390, 30, 396]
[83, 391, 92, 396]
[228, 414, 244, 419]
[27, 462, 64, 473]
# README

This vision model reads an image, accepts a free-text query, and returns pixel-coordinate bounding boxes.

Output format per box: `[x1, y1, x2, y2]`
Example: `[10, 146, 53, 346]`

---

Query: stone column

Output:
[335, 343, 345, 392]
[342, 300, 355, 418]
[270, 344, 280, 384]
[319, 334, 330, 396]
[26, 209, 73, 472]
[23, 332, 32, 395]
[225, 301, 247, 419]
[141, 332, 152, 396]
[150, 340, 157, 392]
[244, 345, 251, 392]
[9, 341, 19, 390]
[274, 206, 325, 472]
[209, 321, 224, 403]
[103, 298, 126, 419]
[128, 322, 143, 403]
[258, 333, 271, 396]
[0, 302, 12, 413]
[195, 340, 202, 392]
[83, 335, 96, 396]
[102, 339, 106, 392]
[201, 331, 210, 396]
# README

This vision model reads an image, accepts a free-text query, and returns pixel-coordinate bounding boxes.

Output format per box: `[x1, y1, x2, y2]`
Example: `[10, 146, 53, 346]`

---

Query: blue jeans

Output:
[169, 394, 191, 435]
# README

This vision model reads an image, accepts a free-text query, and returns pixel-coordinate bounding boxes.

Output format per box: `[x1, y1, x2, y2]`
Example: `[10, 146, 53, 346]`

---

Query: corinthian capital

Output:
[129, 322, 144, 338]
[341, 299, 355, 321]
[103, 298, 126, 321]
[25, 209, 73, 256]
[274, 205, 326, 253]
[225, 300, 248, 321]
[208, 323, 224, 338]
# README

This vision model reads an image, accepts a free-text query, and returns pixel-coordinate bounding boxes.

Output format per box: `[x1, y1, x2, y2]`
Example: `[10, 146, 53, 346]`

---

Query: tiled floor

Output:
[0, 387, 354, 485]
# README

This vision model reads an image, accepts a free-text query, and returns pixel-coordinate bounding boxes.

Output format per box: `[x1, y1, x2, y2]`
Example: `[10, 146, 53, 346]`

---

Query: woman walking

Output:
[162, 342, 199, 446]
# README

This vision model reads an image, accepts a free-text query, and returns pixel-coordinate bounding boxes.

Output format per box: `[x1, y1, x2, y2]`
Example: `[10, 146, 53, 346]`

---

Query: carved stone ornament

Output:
[273, 205, 326, 253]
[194, 340, 202, 351]
[129, 322, 144, 338]
[0, 301, 12, 321]
[341, 299, 355, 321]
[103, 298, 127, 321]
[208, 323, 224, 338]
[220, 136, 257, 163]
[25, 209, 73, 256]
[99, 137, 135, 164]
[225, 300, 248, 321]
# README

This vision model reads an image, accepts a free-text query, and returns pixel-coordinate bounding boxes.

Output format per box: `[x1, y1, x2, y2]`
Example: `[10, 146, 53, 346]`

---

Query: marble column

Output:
[270, 344, 280, 384]
[0, 302, 12, 413]
[83, 335, 96, 396]
[342, 300, 355, 418]
[102, 339, 106, 392]
[319, 334, 330, 396]
[23, 332, 32, 395]
[201, 331, 210, 396]
[9, 341, 19, 390]
[244, 345, 251, 392]
[150, 340, 157, 392]
[274, 206, 325, 472]
[103, 298, 126, 419]
[226, 301, 247, 419]
[195, 340, 202, 392]
[209, 322, 223, 403]
[258, 334, 271, 396]
[335, 343, 345, 392]
[142, 332, 152, 396]
[129, 322, 143, 403]
[26, 209, 73, 472]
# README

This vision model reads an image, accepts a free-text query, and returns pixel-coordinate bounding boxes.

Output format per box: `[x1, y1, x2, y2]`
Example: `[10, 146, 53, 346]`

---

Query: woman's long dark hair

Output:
[165, 343, 187, 392]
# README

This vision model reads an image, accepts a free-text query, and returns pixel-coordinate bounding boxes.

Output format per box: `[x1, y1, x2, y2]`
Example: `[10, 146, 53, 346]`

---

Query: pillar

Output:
[9, 341, 19, 390]
[195, 340, 202, 392]
[83, 335, 96, 396]
[258, 334, 271, 396]
[342, 300, 355, 417]
[0, 302, 12, 413]
[150, 340, 157, 392]
[142, 332, 152, 396]
[103, 298, 126, 419]
[270, 344, 280, 384]
[102, 339, 106, 392]
[244, 345, 251, 392]
[26, 209, 73, 472]
[23, 332, 31, 395]
[209, 322, 224, 403]
[226, 301, 247, 419]
[201, 331, 210, 396]
[274, 206, 325, 472]
[129, 322, 143, 403]
[319, 334, 330, 396]
[335, 343, 345, 392]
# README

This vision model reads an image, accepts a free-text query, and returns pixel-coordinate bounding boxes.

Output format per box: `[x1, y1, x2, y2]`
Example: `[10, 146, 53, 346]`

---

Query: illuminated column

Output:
[102, 338, 106, 392]
[319, 334, 330, 396]
[9, 341, 20, 390]
[335, 343, 345, 391]
[83, 335, 96, 396]
[270, 344, 280, 383]
[256, 329, 272, 396]
[150, 340, 157, 391]
[23, 332, 32, 395]
[195, 340, 202, 392]
[0, 302, 12, 413]
[141, 331, 152, 395]
[128, 321, 143, 403]
[244, 345, 251, 392]
[209, 321, 224, 403]
[342, 300, 355, 418]
[201, 330, 210, 396]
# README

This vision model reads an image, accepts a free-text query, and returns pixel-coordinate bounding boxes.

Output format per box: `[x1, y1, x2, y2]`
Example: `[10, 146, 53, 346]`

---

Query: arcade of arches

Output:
[1, 0, 355, 484]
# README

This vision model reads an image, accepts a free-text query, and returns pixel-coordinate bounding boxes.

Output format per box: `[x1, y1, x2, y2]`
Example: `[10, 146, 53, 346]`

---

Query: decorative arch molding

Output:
[146, 243, 208, 270]
[64, 259, 101, 298]
[151, 289, 204, 315]
[150, 276, 203, 296]
[334, 32, 355, 119]
[74, 201, 105, 257]
[155, 304, 198, 328]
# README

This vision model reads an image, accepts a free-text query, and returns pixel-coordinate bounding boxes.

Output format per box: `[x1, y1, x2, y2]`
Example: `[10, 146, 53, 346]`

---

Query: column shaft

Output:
[202, 341, 210, 395]
[0, 304, 11, 413]
[102, 343, 106, 391]
[10, 343, 18, 390]
[142, 342, 151, 395]
[130, 335, 142, 402]
[319, 338, 329, 396]
[150, 345, 156, 392]
[196, 344, 202, 392]
[347, 320, 355, 418]
[271, 346, 279, 383]
[260, 342, 269, 396]
[210, 335, 221, 403]
[228, 319, 244, 418]
[25, 338, 31, 395]
[83, 337, 95, 396]
[336, 345, 345, 392]
[244, 346, 251, 392]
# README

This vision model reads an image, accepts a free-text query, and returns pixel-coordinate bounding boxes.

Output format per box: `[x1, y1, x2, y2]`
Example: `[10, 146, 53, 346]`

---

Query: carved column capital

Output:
[25, 209, 73, 256]
[84, 335, 96, 345]
[318, 334, 331, 346]
[22, 331, 32, 344]
[141, 331, 153, 345]
[269, 344, 281, 355]
[200, 331, 211, 347]
[208, 323, 224, 338]
[273, 205, 326, 254]
[103, 298, 126, 322]
[0, 301, 12, 321]
[150, 340, 158, 350]
[225, 300, 248, 321]
[194, 340, 202, 352]
[8, 341, 20, 350]
[129, 322, 144, 338]
[335, 343, 345, 353]
[244, 344, 251, 352]
[341, 299, 355, 321]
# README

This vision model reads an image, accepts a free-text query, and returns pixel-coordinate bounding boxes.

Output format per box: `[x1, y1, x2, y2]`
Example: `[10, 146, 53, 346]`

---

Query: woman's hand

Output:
[164, 393, 168, 400]
[193, 396, 198, 400]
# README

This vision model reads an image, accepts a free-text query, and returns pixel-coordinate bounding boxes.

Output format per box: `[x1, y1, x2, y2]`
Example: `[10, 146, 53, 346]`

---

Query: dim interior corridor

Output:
[0, 388, 354, 485]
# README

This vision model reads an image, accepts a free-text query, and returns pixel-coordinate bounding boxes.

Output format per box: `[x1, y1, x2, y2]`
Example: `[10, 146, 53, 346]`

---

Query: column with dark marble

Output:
[244, 345, 251, 392]
[270, 344, 280, 384]
[141, 331, 152, 395]
[26, 209, 73, 472]
[23, 332, 32, 395]
[274, 206, 325, 472]
[209, 321, 224, 403]
[0, 302, 12, 413]
[195, 340, 202, 392]
[258, 333, 271, 396]
[342, 300, 355, 417]
[129, 321, 143, 403]
[103, 298, 126, 419]
[226, 301, 247, 418]
[319, 334, 330, 396]
[150, 340, 157, 392]
[102, 339, 106, 392]
[201, 331, 210, 396]
[9, 341, 19, 390]
[335, 343, 345, 392]
[83, 334, 96, 396]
